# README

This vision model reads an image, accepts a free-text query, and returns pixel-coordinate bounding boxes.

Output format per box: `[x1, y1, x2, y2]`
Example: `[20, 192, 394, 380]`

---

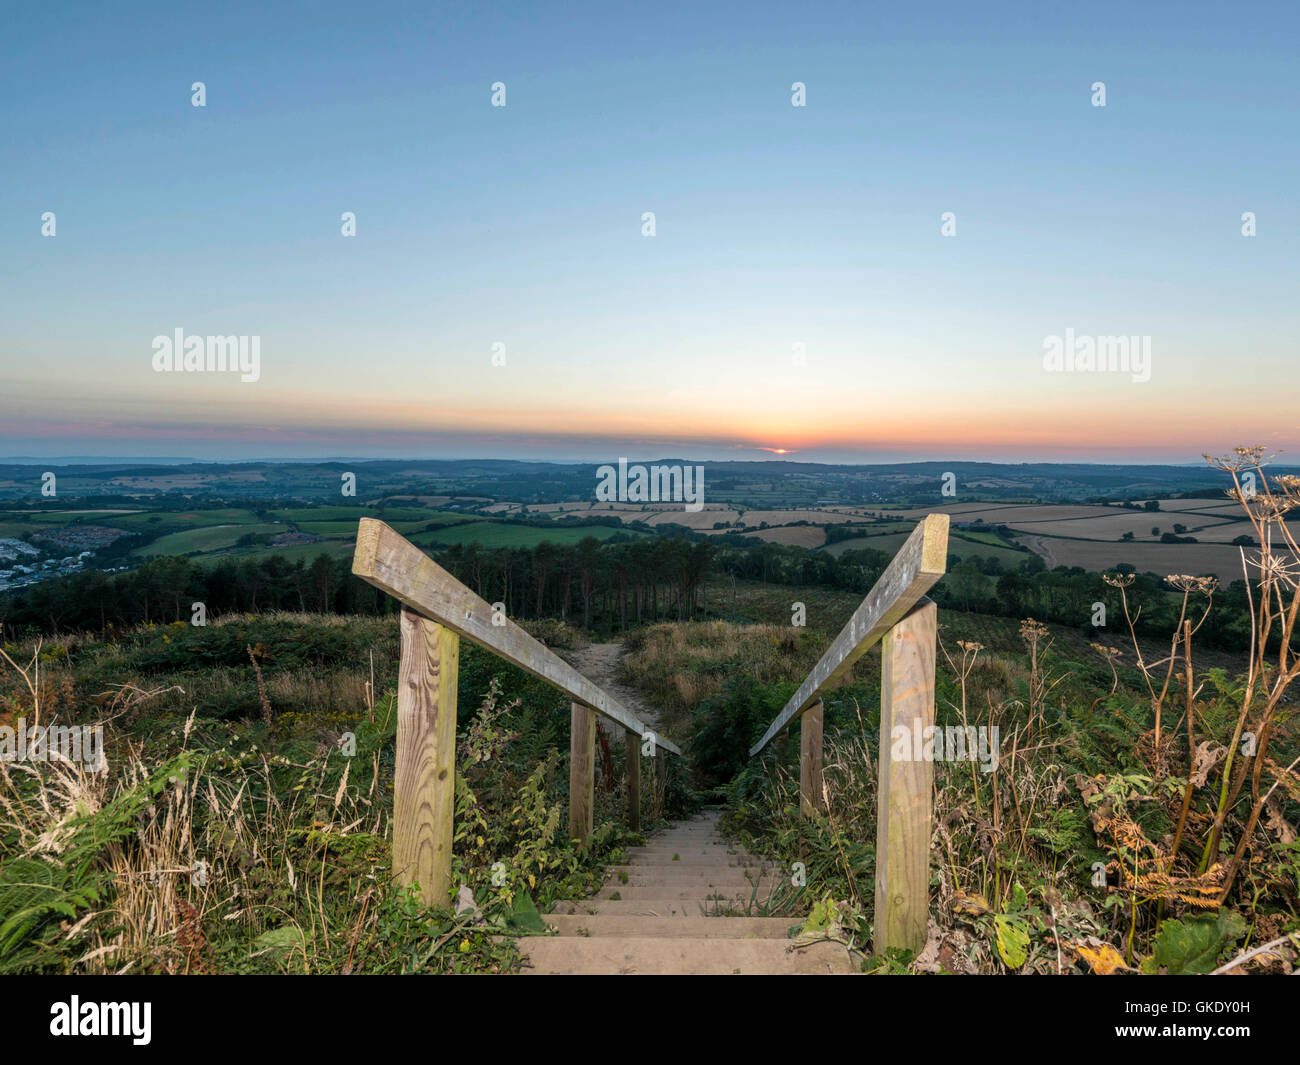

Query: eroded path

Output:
[565, 640, 663, 735]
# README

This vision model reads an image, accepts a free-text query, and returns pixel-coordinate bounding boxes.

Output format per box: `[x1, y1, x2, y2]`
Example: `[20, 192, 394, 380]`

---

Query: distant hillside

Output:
[4, 457, 1295, 507]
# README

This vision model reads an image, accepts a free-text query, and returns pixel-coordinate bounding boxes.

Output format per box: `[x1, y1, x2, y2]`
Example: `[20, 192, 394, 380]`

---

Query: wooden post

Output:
[394, 608, 459, 907]
[569, 701, 596, 843]
[874, 599, 937, 955]
[800, 700, 825, 816]
[625, 730, 641, 832]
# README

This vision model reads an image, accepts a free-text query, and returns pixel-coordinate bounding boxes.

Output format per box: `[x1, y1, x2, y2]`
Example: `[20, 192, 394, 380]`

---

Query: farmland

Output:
[1, 457, 1298, 594]
[409, 521, 645, 549]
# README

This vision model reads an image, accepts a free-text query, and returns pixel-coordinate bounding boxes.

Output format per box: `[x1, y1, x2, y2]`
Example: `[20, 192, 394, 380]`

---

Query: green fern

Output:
[0, 754, 189, 971]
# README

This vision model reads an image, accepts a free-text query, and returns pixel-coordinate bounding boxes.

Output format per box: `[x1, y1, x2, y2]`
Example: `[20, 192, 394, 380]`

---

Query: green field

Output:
[823, 529, 1028, 567]
[268, 506, 457, 524]
[0, 509, 137, 525]
[952, 528, 1021, 548]
[411, 522, 640, 549]
[821, 532, 913, 557]
[293, 518, 440, 538]
[132, 523, 288, 557]
[104, 508, 263, 532]
[198, 539, 359, 566]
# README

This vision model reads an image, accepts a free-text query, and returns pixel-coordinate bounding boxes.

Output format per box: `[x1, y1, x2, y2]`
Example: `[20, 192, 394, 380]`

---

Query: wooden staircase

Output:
[517, 810, 858, 974]
[352, 516, 948, 968]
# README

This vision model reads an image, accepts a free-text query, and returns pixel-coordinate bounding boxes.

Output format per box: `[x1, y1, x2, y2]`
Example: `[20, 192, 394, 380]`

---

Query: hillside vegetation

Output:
[0, 615, 692, 974]
[0, 450, 1295, 974]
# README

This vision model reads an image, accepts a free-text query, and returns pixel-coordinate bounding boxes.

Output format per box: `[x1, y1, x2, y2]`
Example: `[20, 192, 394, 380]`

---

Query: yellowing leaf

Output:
[1074, 939, 1128, 975]
[951, 891, 992, 917]
[994, 913, 1029, 969]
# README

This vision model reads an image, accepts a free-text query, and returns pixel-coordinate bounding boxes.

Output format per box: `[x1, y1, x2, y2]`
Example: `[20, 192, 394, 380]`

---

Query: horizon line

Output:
[0, 455, 1285, 470]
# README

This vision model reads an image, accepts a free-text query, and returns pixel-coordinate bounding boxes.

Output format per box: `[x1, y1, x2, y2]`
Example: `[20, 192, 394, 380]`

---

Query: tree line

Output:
[0, 531, 1264, 653]
[0, 536, 714, 637]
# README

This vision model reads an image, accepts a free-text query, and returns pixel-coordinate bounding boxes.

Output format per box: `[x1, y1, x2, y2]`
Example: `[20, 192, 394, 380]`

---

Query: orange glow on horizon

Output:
[2, 373, 1296, 461]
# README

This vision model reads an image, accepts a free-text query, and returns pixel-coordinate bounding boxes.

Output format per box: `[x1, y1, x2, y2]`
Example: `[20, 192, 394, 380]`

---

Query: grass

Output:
[0, 613, 666, 974]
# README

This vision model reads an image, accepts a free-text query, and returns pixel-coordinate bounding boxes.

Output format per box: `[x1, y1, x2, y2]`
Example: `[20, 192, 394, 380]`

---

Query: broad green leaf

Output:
[994, 913, 1029, 969]
[506, 892, 548, 935]
[1151, 910, 1246, 974]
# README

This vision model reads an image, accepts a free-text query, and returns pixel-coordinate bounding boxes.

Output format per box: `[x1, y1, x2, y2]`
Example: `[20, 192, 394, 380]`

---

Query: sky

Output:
[1, 0, 1297, 465]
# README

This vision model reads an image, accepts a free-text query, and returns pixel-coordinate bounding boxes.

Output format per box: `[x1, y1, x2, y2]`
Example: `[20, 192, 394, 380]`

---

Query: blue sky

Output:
[1, 0, 1297, 463]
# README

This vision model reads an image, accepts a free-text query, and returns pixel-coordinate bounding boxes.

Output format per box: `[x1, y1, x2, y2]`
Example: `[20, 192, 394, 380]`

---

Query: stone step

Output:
[540, 915, 796, 938]
[517, 936, 857, 975]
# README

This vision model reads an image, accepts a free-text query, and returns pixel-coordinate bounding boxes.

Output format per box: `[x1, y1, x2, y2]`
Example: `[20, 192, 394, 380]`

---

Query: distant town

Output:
[0, 536, 107, 592]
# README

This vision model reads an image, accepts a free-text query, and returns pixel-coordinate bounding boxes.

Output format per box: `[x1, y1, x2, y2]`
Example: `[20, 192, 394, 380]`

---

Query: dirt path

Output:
[566, 640, 662, 734]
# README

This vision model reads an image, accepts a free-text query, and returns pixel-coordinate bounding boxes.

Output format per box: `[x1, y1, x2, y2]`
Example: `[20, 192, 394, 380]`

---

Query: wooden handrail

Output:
[351, 517, 680, 905]
[748, 513, 949, 755]
[353, 518, 681, 755]
[745, 513, 949, 957]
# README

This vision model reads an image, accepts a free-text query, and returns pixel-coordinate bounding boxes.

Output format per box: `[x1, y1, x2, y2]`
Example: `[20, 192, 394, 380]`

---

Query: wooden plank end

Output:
[921, 513, 949, 576]
[352, 517, 388, 580]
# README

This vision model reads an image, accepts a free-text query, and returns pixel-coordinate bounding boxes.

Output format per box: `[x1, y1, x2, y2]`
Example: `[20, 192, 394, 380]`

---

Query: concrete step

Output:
[517, 935, 858, 975]
[540, 915, 797, 939]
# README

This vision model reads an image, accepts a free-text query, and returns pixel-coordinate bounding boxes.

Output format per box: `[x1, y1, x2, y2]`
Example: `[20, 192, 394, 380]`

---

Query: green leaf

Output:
[802, 898, 833, 935]
[994, 913, 1029, 969]
[506, 892, 548, 935]
[1151, 910, 1247, 974]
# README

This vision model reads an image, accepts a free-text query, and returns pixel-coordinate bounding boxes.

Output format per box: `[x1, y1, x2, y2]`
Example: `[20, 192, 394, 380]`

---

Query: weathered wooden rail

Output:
[749, 514, 949, 955]
[352, 518, 680, 906]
